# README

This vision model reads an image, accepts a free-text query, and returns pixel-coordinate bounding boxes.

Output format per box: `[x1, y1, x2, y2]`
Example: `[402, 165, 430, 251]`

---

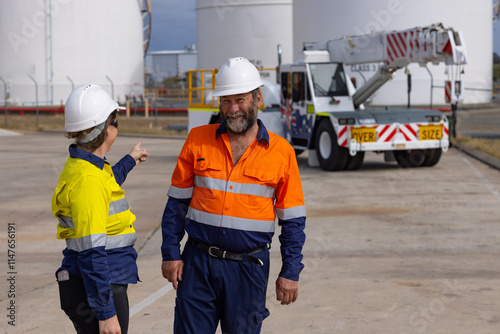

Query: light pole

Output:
[0, 76, 7, 126]
[105, 75, 114, 100]
[66, 76, 74, 91]
[28, 75, 39, 129]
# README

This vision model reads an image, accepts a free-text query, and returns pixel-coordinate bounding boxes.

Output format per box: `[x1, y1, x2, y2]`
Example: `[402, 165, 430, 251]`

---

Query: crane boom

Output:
[303, 23, 467, 107]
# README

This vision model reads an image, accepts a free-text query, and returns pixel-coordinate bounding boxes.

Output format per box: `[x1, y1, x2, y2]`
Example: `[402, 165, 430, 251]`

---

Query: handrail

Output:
[187, 67, 275, 109]
[188, 69, 217, 109]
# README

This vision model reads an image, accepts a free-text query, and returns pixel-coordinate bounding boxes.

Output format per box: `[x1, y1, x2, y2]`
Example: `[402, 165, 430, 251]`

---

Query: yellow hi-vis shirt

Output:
[53, 157, 137, 252]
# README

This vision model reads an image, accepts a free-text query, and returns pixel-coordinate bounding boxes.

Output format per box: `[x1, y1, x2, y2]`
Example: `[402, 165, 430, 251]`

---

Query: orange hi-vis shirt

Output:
[163, 120, 306, 280]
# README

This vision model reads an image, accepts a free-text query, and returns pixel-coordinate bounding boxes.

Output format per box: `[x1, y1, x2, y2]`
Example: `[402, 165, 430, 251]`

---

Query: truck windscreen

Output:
[310, 63, 349, 97]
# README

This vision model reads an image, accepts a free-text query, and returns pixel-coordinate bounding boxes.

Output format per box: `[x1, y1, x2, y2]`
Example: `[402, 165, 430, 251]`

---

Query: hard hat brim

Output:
[212, 83, 264, 97]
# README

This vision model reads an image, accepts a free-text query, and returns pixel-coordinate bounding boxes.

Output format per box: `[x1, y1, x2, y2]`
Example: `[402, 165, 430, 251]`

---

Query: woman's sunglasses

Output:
[110, 111, 119, 128]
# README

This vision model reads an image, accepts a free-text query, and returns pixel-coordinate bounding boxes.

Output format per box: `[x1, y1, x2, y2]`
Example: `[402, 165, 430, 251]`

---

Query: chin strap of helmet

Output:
[77, 122, 106, 144]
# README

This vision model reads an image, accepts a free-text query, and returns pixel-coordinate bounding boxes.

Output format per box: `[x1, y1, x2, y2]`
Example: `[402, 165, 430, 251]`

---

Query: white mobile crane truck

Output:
[187, 23, 467, 171]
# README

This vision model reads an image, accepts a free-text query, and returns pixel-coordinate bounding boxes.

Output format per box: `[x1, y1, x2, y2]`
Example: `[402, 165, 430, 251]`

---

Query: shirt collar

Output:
[216, 119, 270, 148]
[69, 144, 106, 169]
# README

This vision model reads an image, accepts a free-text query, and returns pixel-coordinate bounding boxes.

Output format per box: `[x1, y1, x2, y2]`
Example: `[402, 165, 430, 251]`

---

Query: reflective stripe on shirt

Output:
[108, 198, 129, 216]
[194, 175, 276, 198]
[187, 207, 275, 233]
[66, 233, 106, 251]
[58, 216, 74, 229]
[276, 205, 307, 221]
[168, 185, 194, 199]
[66, 232, 136, 251]
[105, 233, 137, 250]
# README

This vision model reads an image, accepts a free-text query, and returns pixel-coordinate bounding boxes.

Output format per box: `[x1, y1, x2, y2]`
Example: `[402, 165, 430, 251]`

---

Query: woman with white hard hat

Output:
[52, 84, 149, 334]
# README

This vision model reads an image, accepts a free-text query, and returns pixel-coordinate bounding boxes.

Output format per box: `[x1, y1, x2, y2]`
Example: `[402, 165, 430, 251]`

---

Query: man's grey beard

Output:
[220, 102, 258, 135]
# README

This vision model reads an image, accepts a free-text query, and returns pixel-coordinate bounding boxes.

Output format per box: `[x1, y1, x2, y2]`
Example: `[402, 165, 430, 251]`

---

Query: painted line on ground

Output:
[462, 156, 500, 198]
[129, 284, 174, 318]
[0, 129, 22, 136]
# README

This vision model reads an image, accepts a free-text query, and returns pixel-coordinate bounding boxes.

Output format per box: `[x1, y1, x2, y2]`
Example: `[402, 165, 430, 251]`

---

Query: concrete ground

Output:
[1, 126, 500, 334]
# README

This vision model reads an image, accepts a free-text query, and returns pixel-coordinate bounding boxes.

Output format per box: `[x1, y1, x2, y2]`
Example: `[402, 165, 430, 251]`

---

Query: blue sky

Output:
[148, 0, 500, 54]
[494, 21, 500, 54]
[148, 0, 196, 51]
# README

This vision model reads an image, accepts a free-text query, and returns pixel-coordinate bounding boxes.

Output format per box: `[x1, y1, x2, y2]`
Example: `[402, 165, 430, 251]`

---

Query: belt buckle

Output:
[208, 246, 227, 259]
[208, 246, 219, 258]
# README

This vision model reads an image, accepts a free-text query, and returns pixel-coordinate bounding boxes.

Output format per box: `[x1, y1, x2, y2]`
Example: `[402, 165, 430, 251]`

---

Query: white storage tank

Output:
[0, 0, 145, 106]
[293, 0, 492, 106]
[195, 0, 293, 83]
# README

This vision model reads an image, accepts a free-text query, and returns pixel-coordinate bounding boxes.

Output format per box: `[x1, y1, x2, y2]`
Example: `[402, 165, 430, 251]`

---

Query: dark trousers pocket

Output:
[58, 274, 130, 334]
[58, 274, 99, 334]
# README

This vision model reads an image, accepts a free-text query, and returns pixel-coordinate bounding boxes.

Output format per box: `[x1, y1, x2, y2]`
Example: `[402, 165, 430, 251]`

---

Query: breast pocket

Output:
[243, 167, 279, 187]
[240, 168, 279, 205]
[194, 160, 223, 199]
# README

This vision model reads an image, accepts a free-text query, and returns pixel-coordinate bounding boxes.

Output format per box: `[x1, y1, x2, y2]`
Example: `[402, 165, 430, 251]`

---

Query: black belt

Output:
[188, 238, 270, 266]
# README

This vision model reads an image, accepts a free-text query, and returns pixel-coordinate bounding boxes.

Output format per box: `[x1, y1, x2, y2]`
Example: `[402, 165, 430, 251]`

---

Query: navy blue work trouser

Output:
[174, 242, 271, 334]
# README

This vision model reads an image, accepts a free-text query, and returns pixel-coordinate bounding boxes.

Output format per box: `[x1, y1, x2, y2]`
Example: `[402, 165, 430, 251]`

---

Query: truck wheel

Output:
[344, 152, 365, 170]
[394, 150, 425, 168]
[421, 148, 442, 167]
[315, 118, 348, 171]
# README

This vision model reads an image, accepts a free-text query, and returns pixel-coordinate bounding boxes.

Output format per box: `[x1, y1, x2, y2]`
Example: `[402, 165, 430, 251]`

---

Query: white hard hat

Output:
[212, 57, 263, 97]
[64, 84, 125, 132]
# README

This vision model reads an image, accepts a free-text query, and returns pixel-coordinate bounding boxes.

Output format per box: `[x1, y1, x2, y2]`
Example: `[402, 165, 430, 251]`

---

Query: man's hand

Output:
[99, 315, 121, 334]
[128, 141, 149, 165]
[276, 276, 298, 305]
[162, 260, 184, 290]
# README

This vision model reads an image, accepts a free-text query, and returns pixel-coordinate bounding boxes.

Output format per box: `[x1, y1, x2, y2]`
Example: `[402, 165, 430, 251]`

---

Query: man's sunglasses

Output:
[110, 119, 118, 128]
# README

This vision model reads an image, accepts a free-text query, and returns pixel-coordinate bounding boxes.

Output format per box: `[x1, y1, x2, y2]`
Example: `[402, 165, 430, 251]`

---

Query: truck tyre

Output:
[344, 152, 365, 170]
[316, 118, 348, 171]
[394, 150, 425, 168]
[421, 148, 442, 167]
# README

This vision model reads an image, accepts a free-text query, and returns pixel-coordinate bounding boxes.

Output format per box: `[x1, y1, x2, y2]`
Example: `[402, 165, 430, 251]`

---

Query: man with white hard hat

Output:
[161, 57, 306, 333]
[53, 84, 149, 334]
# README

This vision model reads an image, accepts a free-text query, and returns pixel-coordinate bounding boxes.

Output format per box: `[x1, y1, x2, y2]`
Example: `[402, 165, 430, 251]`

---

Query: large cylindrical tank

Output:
[293, 0, 492, 106]
[196, 0, 293, 83]
[0, 0, 144, 106]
